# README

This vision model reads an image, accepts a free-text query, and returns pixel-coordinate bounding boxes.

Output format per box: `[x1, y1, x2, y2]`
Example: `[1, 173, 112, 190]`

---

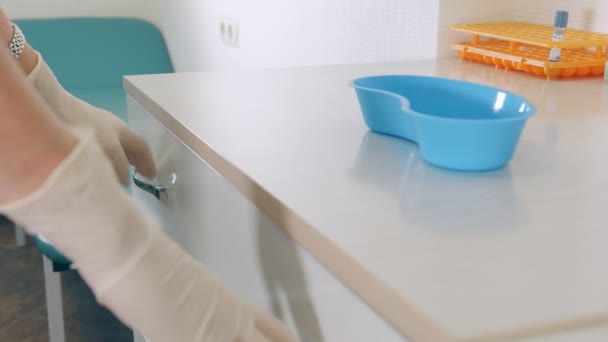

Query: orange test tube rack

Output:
[451, 22, 608, 79]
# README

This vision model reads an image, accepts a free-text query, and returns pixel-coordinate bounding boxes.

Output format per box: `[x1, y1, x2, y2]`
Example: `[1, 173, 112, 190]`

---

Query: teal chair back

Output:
[14, 18, 174, 91]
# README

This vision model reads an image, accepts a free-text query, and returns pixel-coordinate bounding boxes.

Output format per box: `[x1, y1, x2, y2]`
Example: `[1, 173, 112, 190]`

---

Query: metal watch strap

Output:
[8, 24, 25, 59]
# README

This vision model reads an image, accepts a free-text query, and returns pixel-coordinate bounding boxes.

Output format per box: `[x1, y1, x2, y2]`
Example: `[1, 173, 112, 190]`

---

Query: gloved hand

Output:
[27, 52, 156, 186]
[0, 127, 294, 342]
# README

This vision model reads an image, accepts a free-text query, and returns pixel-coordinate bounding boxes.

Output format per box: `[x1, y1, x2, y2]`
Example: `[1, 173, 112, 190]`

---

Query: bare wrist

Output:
[1, 27, 12, 45]
[0, 11, 13, 45]
[18, 44, 38, 74]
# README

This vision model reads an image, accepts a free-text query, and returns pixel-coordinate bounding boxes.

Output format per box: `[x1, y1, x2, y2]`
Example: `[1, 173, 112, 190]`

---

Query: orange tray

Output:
[451, 22, 608, 79]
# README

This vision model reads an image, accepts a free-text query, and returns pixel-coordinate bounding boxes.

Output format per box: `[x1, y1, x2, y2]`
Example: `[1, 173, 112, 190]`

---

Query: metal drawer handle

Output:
[132, 170, 176, 200]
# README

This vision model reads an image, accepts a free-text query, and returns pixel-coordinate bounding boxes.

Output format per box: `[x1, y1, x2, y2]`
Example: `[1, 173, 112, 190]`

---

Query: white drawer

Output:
[127, 96, 406, 342]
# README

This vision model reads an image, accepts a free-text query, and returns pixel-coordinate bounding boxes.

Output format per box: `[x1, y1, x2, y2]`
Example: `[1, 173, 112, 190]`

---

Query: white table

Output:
[125, 58, 608, 341]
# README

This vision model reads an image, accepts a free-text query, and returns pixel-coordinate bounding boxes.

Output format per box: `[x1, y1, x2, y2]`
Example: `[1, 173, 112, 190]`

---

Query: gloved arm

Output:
[2, 12, 152, 185]
[1, 127, 294, 342]
[0, 48, 294, 342]
[0, 43, 77, 205]
[27, 51, 157, 186]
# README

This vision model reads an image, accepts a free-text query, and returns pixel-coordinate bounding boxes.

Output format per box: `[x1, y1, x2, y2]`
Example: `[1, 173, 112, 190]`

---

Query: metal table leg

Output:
[14, 224, 26, 247]
[133, 331, 147, 342]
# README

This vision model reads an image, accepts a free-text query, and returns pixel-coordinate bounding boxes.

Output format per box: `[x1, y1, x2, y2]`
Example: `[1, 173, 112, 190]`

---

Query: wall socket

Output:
[220, 18, 239, 48]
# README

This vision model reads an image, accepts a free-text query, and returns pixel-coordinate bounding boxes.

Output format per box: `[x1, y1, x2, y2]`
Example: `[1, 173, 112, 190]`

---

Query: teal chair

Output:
[14, 18, 174, 342]
[16, 18, 173, 120]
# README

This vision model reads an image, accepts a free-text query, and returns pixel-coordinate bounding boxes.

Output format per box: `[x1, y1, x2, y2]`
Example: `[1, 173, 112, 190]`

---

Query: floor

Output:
[0, 216, 132, 341]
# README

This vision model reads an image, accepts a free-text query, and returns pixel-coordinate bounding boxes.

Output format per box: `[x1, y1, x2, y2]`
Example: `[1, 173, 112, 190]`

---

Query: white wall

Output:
[7, 0, 605, 71]
[152, 0, 440, 72]
[3, 0, 155, 23]
[153, 0, 523, 71]
[437, 0, 514, 58]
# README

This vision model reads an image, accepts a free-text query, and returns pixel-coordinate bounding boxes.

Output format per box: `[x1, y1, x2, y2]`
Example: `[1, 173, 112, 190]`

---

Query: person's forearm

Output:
[0, 7, 12, 42]
[3, 5, 157, 183]
[0, 8, 38, 74]
[0, 47, 76, 205]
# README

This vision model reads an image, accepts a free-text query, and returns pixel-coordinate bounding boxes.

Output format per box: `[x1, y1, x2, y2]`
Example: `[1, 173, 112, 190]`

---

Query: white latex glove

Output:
[27, 52, 156, 185]
[0, 128, 294, 342]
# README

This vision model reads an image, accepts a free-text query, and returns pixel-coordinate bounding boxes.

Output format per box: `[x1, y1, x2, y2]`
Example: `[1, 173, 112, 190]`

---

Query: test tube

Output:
[549, 10, 569, 62]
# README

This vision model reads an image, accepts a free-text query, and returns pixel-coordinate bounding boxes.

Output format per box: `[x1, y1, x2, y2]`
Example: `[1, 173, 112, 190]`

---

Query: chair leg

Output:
[133, 331, 147, 342]
[14, 224, 26, 248]
[43, 255, 66, 342]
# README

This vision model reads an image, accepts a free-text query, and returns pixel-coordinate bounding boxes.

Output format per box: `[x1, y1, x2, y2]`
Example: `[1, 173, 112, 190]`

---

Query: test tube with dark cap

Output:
[549, 10, 569, 62]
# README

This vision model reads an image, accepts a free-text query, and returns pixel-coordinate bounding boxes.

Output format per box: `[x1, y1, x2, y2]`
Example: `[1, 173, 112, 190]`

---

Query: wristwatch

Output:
[8, 23, 25, 59]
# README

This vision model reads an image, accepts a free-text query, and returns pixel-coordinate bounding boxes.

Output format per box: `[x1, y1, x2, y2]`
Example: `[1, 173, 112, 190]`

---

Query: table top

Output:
[125, 59, 608, 341]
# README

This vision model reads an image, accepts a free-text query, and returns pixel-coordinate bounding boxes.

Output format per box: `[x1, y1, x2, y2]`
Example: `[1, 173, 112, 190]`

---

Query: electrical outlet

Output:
[220, 18, 239, 48]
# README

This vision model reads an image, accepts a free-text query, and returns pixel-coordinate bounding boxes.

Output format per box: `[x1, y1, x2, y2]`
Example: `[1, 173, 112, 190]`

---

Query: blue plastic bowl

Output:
[350, 75, 536, 171]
